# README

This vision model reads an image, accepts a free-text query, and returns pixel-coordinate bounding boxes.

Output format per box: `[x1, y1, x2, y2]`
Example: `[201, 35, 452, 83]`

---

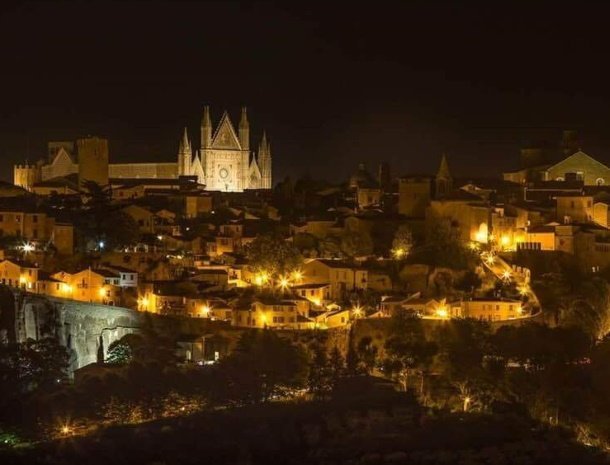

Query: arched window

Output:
[596, 178, 605, 186]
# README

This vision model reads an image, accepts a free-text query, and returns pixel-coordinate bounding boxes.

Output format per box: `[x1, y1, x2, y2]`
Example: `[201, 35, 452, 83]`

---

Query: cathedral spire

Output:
[201, 105, 212, 150]
[178, 127, 192, 176]
[180, 127, 190, 152]
[435, 153, 452, 198]
[258, 130, 272, 190]
[437, 153, 451, 179]
[260, 130, 268, 151]
[239, 106, 250, 151]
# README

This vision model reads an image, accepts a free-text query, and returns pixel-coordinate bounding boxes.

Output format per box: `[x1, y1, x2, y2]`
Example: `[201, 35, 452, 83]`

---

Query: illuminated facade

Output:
[14, 107, 273, 193]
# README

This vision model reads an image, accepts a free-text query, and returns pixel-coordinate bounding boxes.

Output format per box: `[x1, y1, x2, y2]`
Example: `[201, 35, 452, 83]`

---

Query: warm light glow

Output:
[392, 248, 405, 259]
[500, 235, 510, 247]
[518, 285, 528, 296]
[61, 283, 72, 294]
[277, 275, 291, 290]
[254, 272, 269, 287]
[352, 305, 363, 318]
[19, 276, 27, 285]
[157, 235, 163, 241]
[99, 287, 107, 297]
[138, 297, 149, 309]
[435, 306, 449, 318]
[60, 425, 72, 435]
[485, 254, 495, 266]
[22, 243, 35, 253]
[517, 306, 523, 314]
[310, 298, 321, 306]
[291, 270, 303, 282]
[201, 304, 211, 317]
[474, 231, 487, 243]
[468, 241, 480, 251]
[501, 270, 511, 281]
[260, 313, 267, 324]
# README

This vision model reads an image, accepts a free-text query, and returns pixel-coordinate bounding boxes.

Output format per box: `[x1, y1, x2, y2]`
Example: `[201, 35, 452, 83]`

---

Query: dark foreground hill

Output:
[1, 391, 607, 465]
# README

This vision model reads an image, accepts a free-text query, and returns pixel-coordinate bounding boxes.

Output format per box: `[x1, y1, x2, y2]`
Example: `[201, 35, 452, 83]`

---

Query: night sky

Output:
[2, 2, 610, 183]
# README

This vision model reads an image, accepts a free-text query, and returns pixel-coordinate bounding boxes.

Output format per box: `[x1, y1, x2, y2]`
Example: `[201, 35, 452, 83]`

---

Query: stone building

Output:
[14, 106, 273, 193]
[398, 155, 454, 217]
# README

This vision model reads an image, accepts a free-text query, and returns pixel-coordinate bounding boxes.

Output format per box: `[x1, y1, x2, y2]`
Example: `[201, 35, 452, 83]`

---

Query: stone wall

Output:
[11, 292, 143, 374]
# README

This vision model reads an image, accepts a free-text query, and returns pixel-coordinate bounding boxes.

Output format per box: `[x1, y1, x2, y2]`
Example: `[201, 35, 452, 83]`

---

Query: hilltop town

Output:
[2, 120, 610, 462]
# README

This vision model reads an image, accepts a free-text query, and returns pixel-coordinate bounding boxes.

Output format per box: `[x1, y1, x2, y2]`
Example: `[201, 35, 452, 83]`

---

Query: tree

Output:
[76, 181, 140, 251]
[0, 337, 69, 422]
[391, 224, 414, 259]
[382, 310, 437, 393]
[292, 233, 319, 257]
[455, 270, 483, 293]
[106, 339, 133, 365]
[318, 235, 343, 258]
[356, 336, 378, 375]
[210, 330, 308, 405]
[434, 318, 494, 410]
[340, 230, 373, 258]
[307, 343, 331, 398]
[328, 346, 346, 389]
[245, 234, 303, 277]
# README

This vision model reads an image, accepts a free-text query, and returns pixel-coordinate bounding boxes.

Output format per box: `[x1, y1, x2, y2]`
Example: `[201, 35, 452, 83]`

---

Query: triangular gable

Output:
[247, 156, 262, 188]
[211, 111, 242, 150]
[249, 156, 262, 178]
[51, 147, 75, 166]
[547, 151, 610, 173]
[190, 154, 205, 184]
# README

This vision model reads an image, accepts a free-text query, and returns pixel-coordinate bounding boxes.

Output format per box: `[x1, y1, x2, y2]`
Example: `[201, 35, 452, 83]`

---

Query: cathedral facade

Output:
[14, 106, 272, 192]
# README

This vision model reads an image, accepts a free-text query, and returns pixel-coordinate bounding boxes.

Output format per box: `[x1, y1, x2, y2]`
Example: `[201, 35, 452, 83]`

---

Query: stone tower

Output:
[77, 136, 109, 187]
[177, 127, 192, 176]
[258, 131, 272, 189]
[201, 105, 212, 151]
[14, 161, 41, 191]
[239, 106, 250, 152]
[435, 154, 452, 198]
[561, 129, 579, 157]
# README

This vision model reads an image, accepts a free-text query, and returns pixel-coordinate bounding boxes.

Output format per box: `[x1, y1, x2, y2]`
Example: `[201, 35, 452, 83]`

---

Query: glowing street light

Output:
[352, 304, 363, 318]
[468, 241, 480, 251]
[254, 272, 269, 287]
[518, 285, 528, 296]
[474, 230, 487, 243]
[500, 235, 510, 248]
[291, 269, 303, 283]
[21, 242, 35, 253]
[435, 307, 449, 319]
[392, 248, 406, 259]
[201, 304, 211, 317]
[277, 275, 291, 291]
[501, 270, 511, 282]
[485, 254, 495, 266]
[435, 299, 449, 319]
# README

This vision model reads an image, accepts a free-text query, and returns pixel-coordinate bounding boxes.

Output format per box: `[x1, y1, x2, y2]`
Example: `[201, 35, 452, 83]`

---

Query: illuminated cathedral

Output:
[14, 106, 272, 192]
